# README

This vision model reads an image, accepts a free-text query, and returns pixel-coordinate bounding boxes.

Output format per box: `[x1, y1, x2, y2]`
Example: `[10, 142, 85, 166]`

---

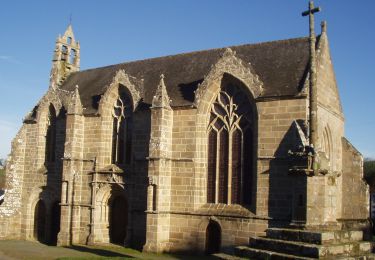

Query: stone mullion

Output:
[227, 128, 233, 205]
[215, 129, 220, 204]
[240, 130, 244, 205]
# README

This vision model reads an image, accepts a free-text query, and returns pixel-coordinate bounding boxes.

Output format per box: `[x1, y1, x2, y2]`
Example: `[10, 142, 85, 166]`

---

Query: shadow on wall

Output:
[268, 122, 307, 228]
[130, 106, 151, 249]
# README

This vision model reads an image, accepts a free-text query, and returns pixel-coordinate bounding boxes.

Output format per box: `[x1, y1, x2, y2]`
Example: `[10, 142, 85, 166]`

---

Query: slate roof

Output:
[60, 36, 312, 114]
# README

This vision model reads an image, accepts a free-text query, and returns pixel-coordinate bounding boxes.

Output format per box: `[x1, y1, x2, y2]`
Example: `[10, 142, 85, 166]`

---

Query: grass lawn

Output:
[0, 240, 223, 260]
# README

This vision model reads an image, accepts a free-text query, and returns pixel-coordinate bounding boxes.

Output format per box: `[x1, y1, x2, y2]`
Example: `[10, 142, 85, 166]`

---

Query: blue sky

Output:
[0, 0, 374, 159]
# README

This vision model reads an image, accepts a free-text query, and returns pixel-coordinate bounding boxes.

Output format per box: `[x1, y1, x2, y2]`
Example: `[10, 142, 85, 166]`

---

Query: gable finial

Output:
[68, 84, 83, 115]
[321, 20, 327, 34]
[152, 74, 171, 109]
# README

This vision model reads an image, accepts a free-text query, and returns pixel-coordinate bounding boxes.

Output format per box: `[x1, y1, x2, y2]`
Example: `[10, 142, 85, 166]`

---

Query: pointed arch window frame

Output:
[111, 88, 133, 166]
[206, 85, 254, 206]
[45, 105, 57, 164]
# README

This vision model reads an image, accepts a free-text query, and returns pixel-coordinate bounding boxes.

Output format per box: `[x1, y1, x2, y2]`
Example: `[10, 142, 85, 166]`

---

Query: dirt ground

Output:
[0, 240, 223, 260]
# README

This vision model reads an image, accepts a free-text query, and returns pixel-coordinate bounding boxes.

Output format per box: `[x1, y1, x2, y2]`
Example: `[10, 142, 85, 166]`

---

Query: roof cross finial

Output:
[302, 1, 321, 174]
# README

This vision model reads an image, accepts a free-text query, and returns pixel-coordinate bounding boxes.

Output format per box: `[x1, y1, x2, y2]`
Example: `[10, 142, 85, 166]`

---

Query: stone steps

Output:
[235, 246, 316, 260]
[250, 236, 372, 258]
[266, 228, 363, 245]
[232, 227, 375, 259]
[334, 254, 375, 260]
[235, 244, 375, 260]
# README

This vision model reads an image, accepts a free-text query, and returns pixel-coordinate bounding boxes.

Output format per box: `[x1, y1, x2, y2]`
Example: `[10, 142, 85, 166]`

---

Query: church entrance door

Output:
[205, 221, 221, 254]
[34, 200, 46, 243]
[109, 196, 127, 245]
[50, 201, 61, 245]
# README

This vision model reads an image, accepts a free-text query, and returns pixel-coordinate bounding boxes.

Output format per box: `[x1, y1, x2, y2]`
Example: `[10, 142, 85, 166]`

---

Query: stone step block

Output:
[234, 246, 315, 260]
[250, 236, 372, 258]
[334, 254, 375, 260]
[211, 252, 247, 259]
[266, 228, 363, 245]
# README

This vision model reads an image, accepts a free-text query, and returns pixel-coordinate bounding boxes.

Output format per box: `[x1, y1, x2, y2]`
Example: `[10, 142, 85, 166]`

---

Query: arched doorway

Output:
[109, 195, 128, 245]
[50, 201, 61, 245]
[34, 200, 46, 243]
[205, 221, 221, 254]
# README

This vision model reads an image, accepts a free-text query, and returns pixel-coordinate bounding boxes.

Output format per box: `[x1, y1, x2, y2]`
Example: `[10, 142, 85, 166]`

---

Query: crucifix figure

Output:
[302, 1, 321, 173]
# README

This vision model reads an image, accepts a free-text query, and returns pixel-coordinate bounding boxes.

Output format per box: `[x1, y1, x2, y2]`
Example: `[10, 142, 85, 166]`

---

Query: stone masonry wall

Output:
[0, 124, 27, 239]
[165, 96, 308, 251]
[170, 109, 196, 212]
[257, 98, 307, 221]
[341, 138, 369, 220]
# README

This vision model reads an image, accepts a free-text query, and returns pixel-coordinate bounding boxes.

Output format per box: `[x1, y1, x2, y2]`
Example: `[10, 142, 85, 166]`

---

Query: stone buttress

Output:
[143, 75, 174, 253]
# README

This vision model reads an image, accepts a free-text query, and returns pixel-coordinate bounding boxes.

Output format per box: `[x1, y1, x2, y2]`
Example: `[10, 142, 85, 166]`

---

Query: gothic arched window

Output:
[45, 105, 57, 163]
[207, 83, 254, 205]
[111, 88, 133, 165]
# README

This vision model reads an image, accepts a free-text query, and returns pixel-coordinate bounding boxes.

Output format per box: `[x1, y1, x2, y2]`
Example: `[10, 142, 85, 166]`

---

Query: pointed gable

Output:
[316, 23, 343, 116]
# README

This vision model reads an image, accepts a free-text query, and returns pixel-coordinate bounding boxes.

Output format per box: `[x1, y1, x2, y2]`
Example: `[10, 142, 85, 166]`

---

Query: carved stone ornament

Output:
[152, 74, 171, 109]
[107, 172, 123, 184]
[98, 164, 124, 174]
[193, 48, 263, 107]
[103, 69, 142, 111]
[148, 176, 158, 186]
[149, 138, 168, 158]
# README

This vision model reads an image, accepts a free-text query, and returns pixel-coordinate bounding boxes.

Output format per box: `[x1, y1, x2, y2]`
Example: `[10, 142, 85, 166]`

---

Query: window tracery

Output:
[207, 84, 254, 205]
[111, 89, 133, 165]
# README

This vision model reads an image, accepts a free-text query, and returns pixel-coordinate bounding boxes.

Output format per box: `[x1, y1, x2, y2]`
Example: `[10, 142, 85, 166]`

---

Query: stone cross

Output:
[302, 1, 321, 161]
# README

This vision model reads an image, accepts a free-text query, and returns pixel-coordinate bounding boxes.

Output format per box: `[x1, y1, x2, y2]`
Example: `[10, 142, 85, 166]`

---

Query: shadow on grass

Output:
[66, 245, 134, 258]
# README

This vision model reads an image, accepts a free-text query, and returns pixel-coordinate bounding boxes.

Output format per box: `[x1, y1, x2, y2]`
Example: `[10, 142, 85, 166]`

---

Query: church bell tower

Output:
[50, 24, 80, 88]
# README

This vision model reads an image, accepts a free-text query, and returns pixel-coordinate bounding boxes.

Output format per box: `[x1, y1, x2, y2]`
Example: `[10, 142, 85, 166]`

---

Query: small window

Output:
[69, 49, 76, 64]
[67, 37, 72, 44]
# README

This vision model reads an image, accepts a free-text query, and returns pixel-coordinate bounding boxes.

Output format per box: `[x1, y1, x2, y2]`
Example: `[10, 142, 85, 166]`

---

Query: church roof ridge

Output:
[60, 35, 313, 114]
[78, 36, 310, 74]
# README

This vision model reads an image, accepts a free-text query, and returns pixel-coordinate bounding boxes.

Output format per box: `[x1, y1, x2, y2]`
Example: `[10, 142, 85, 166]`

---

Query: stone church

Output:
[0, 5, 372, 258]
